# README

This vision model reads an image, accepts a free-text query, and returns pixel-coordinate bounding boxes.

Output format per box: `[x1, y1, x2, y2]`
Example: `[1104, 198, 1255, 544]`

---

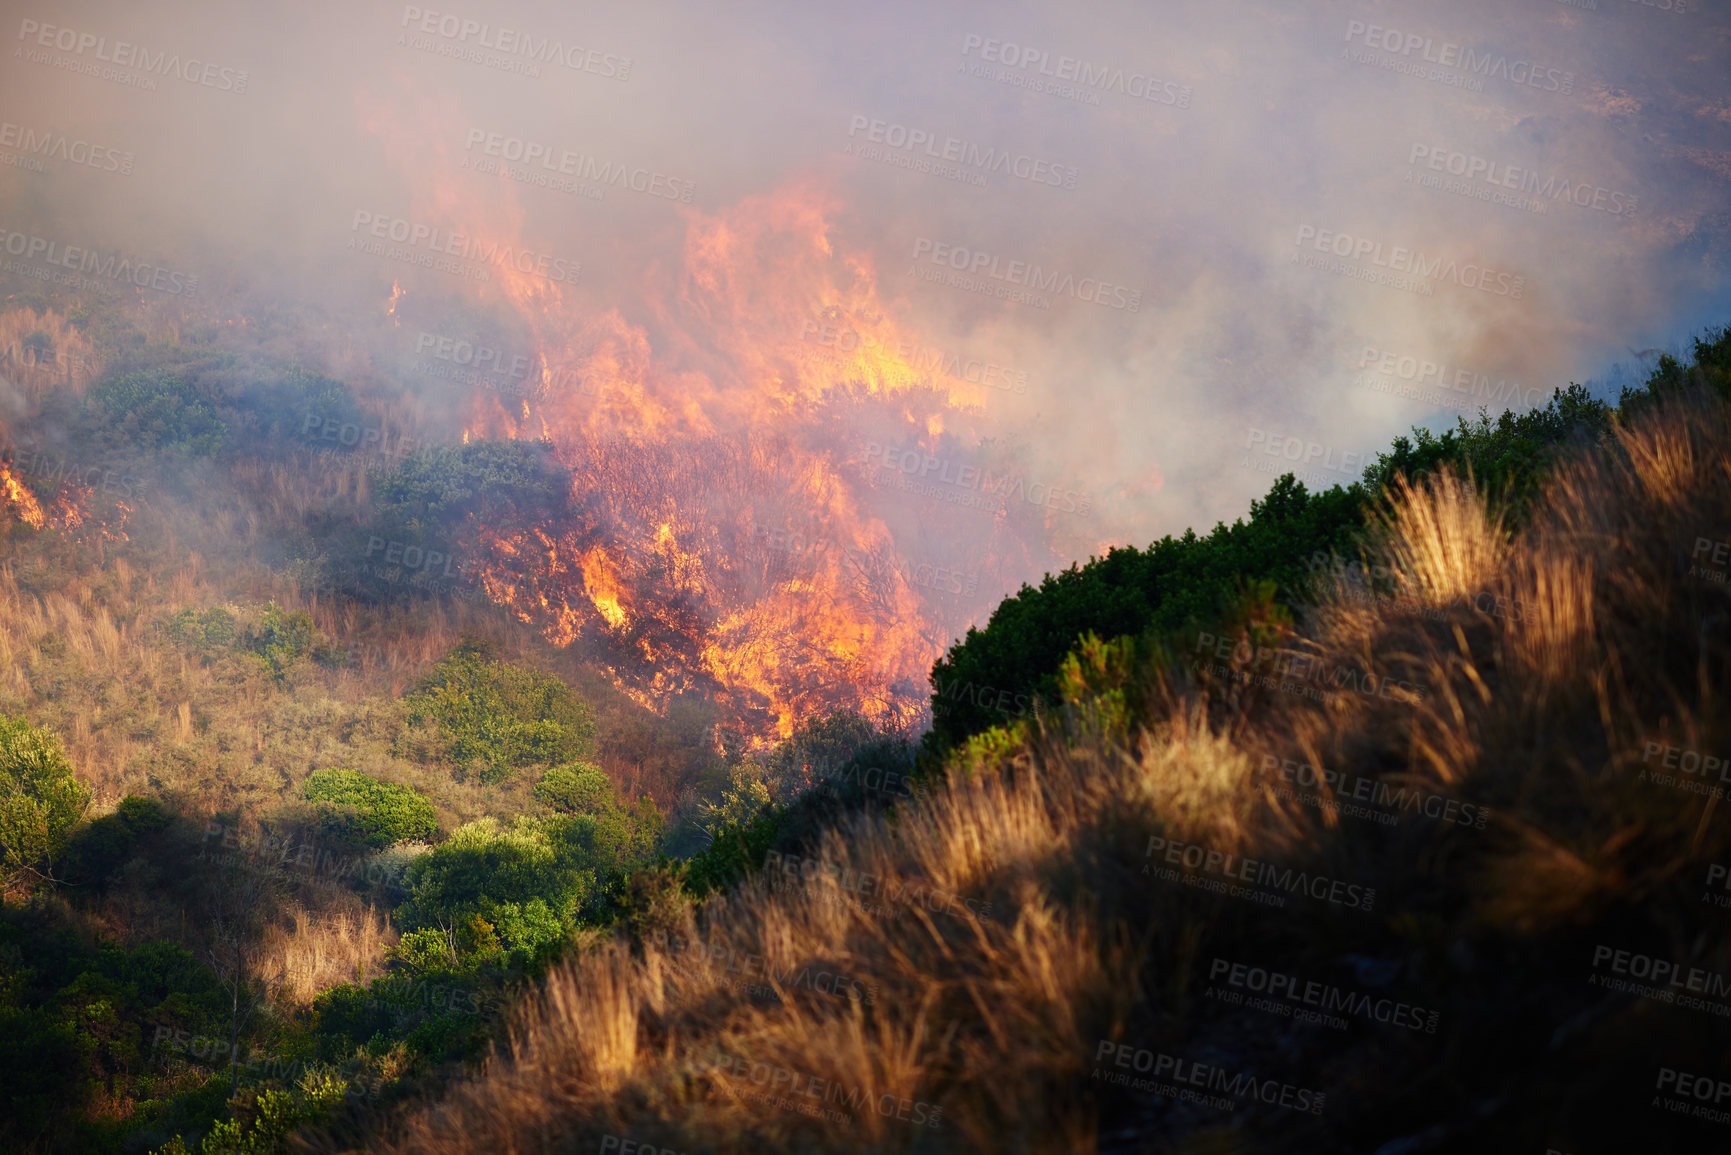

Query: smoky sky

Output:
[4, 0, 1730, 611]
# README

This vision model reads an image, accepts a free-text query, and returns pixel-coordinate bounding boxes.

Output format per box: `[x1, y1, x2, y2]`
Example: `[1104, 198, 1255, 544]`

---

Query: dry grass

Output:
[352, 387, 1731, 1153]
[0, 307, 104, 408]
[257, 901, 399, 1005]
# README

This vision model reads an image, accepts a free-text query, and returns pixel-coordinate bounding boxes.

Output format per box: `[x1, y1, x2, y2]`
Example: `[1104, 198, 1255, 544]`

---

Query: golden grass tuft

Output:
[257, 902, 398, 1005]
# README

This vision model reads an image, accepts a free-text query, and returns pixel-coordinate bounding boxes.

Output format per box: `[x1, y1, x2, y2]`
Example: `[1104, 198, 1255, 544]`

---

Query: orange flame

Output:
[357, 82, 1057, 741]
[1, 461, 45, 529]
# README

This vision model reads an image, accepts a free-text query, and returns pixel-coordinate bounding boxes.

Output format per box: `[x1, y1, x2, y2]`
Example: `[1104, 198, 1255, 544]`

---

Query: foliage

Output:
[301, 769, 438, 847]
[164, 608, 239, 656]
[395, 815, 630, 967]
[1618, 325, 1731, 417]
[764, 709, 880, 799]
[0, 913, 230, 1155]
[186, 1070, 350, 1155]
[0, 713, 91, 892]
[86, 368, 228, 458]
[924, 380, 1621, 756]
[696, 762, 772, 840]
[64, 795, 174, 891]
[362, 440, 568, 568]
[404, 643, 597, 783]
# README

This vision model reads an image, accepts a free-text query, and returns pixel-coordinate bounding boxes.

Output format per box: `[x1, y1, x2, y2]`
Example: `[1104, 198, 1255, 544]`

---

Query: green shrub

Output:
[396, 817, 602, 966]
[87, 368, 227, 457]
[65, 794, 173, 890]
[164, 607, 238, 655]
[405, 643, 596, 783]
[302, 769, 437, 847]
[243, 604, 341, 678]
[0, 714, 90, 892]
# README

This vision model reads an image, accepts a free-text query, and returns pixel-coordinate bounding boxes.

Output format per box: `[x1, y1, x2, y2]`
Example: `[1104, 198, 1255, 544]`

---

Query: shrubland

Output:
[4, 296, 1728, 1152]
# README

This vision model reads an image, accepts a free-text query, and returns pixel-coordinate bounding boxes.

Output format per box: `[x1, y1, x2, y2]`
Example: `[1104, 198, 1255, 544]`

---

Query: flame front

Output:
[1, 459, 46, 529]
[356, 86, 1050, 742]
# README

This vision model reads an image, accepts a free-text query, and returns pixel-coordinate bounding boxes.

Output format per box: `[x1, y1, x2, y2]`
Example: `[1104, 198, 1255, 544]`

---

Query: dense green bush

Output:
[65, 795, 174, 891]
[396, 817, 606, 966]
[163, 608, 238, 655]
[0, 914, 232, 1155]
[0, 713, 91, 892]
[243, 604, 343, 678]
[301, 769, 437, 847]
[405, 643, 597, 783]
[86, 368, 228, 457]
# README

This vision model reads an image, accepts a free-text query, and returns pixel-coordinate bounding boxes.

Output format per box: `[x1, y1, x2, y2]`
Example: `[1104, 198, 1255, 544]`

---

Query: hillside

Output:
[3, 311, 1730, 1154]
[335, 339, 1731, 1152]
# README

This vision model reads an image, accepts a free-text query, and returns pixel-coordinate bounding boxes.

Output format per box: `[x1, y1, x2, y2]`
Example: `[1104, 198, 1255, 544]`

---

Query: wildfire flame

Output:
[359, 87, 1066, 742]
[1, 459, 45, 528]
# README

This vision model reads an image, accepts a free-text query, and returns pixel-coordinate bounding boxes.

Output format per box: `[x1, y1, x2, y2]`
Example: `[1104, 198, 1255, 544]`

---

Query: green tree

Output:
[0, 715, 90, 895]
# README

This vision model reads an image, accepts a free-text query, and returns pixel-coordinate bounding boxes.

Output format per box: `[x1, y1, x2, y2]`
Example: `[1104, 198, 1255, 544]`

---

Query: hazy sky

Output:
[5, 0, 1730, 626]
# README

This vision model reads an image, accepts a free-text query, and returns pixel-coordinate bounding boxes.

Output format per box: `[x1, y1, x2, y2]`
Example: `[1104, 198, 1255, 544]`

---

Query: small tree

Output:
[0, 714, 90, 897]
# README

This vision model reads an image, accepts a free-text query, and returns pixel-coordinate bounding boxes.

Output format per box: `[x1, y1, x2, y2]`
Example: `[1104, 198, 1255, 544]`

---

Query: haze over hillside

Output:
[2, 1, 1730, 1153]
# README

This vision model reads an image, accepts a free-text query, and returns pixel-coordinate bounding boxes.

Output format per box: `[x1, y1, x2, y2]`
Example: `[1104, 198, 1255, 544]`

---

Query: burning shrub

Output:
[404, 642, 597, 784]
[302, 768, 438, 848]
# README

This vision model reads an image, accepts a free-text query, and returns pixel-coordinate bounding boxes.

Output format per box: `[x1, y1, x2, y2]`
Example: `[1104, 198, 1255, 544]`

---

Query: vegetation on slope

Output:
[349, 334, 1731, 1152]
